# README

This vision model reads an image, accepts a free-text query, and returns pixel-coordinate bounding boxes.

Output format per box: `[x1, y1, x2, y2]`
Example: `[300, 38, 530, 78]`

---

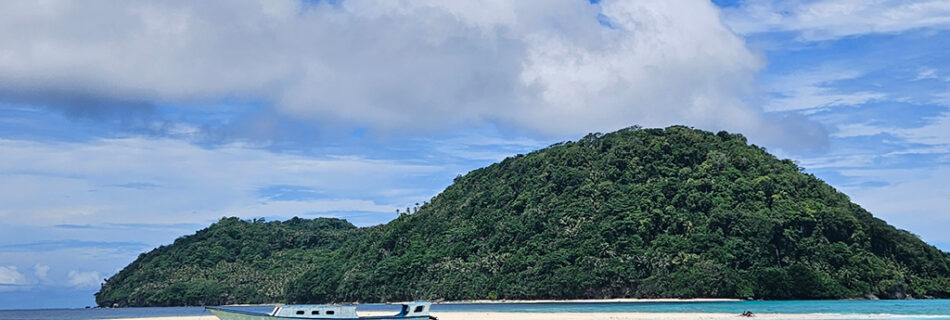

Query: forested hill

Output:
[96, 126, 950, 307]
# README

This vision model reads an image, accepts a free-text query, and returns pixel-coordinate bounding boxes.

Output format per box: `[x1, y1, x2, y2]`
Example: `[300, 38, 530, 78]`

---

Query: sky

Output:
[0, 0, 949, 309]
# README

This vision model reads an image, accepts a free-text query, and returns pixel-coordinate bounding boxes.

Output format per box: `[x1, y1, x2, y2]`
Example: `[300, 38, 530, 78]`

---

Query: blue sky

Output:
[1, 0, 950, 309]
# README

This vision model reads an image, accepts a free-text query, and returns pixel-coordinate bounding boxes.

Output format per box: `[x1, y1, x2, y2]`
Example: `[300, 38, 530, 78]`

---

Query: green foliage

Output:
[96, 126, 950, 307]
[95, 217, 357, 306]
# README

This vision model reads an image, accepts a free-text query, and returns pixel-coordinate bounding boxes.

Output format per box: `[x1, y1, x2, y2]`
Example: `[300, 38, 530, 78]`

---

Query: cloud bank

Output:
[0, 0, 823, 148]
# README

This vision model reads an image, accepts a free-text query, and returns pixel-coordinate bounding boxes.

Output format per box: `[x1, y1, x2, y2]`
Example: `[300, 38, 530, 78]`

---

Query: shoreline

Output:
[105, 312, 934, 320]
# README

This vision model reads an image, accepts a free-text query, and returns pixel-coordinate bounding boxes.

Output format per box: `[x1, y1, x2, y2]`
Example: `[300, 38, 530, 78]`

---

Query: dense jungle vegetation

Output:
[96, 126, 950, 307]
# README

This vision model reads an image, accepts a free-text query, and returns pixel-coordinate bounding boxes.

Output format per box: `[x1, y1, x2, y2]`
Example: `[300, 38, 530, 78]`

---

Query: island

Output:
[95, 126, 950, 307]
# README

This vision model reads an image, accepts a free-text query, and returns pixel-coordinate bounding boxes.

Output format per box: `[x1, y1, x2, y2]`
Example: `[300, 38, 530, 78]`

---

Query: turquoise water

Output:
[432, 300, 950, 315]
[1, 300, 949, 320]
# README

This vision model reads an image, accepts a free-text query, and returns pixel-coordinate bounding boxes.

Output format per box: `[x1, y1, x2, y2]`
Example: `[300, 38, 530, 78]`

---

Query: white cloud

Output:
[796, 154, 877, 170]
[914, 67, 939, 81]
[33, 264, 50, 282]
[833, 111, 950, 147]
[0, 266, 26, 286]
[893, 112, 950, 146]
[0, 0, 818, 147]
[67, 270, 102, 289]
[831, 123, 888, 138]
[509, 0, 767, 136]
[764, 69, 885, 113]
[722, 0, 950, 41]
[0, 137, 446, 226]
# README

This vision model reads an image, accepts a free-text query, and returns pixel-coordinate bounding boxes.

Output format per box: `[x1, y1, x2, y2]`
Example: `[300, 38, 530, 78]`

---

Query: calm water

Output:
[1, 300, 949, 320]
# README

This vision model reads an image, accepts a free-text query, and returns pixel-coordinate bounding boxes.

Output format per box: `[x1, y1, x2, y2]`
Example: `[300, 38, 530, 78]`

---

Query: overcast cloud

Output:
[0, 0, 827, 149]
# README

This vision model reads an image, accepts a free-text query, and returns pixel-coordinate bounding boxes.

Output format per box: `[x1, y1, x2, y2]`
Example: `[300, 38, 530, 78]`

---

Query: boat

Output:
[207, 301, 437, 320]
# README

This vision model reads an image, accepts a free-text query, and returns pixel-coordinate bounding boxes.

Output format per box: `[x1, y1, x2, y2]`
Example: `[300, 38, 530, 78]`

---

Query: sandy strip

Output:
[105, 312, 927, 320]
[438, 298, 742, 304]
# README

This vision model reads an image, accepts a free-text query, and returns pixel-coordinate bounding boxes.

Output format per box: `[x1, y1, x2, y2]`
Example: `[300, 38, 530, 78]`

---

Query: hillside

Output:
[96, 126, 950, 307]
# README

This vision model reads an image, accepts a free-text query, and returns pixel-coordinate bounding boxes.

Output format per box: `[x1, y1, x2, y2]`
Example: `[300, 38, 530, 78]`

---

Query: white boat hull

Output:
[207, 306, 434, 320]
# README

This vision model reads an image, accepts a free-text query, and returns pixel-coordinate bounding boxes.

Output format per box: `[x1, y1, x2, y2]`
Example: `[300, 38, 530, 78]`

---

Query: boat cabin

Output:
[270, 305, 358, 318]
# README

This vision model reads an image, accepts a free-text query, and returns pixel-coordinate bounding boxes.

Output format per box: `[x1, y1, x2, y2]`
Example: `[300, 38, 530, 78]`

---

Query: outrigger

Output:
[207, 302, 437, 320]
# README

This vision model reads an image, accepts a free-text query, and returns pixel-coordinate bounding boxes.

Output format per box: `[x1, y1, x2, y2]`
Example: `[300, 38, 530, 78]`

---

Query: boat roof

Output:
[274, 301, 431, 307]
[277, 305, 358, 309]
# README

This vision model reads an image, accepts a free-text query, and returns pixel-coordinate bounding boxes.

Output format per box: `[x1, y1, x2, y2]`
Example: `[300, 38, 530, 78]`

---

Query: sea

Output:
[1, 300, 949, 320]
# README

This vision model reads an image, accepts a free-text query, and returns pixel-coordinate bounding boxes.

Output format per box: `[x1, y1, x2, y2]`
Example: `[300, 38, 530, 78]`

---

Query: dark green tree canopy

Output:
[96, 126, 950, 307]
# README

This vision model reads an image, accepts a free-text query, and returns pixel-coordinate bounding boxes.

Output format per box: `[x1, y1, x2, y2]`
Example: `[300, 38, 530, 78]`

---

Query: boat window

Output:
[311, 310, 319, 315]
[400, 305, 409, 315]
[414, 306, 424, 313]
[326, 310, 335, 315]
[296, 311, 304, 315]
